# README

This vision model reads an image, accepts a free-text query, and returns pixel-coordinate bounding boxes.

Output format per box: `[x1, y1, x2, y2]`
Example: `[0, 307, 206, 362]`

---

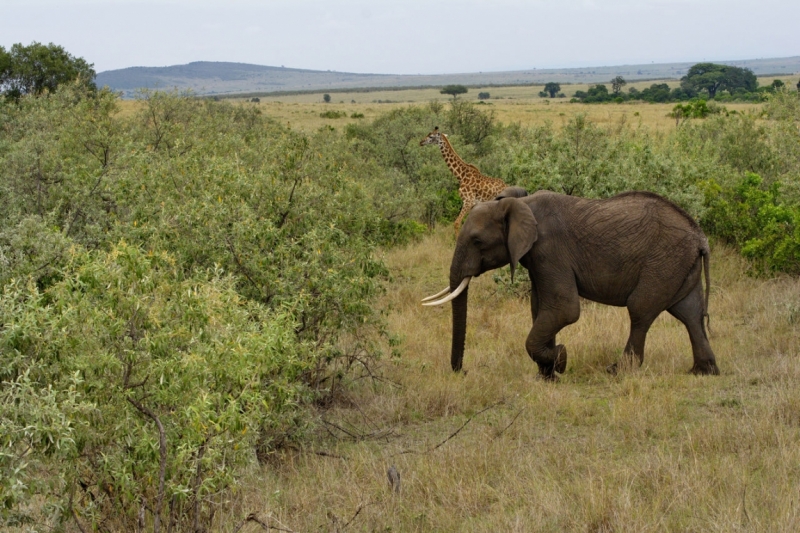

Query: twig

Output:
[493, 407, 526, 440]
[321, 419, 361, 440]
[224, 234, 265, 300]
[128, 397, 167, 533]
[232, 513, 296, 533]
[311, 449, 347, 460]
[192, 438, 209, 533]
[393, 400, 504, 456]
[68, 483, 89, 533]
[321, 418, 395, 442]
[285, 445, 348, 460]
[341, 501, 366, 530]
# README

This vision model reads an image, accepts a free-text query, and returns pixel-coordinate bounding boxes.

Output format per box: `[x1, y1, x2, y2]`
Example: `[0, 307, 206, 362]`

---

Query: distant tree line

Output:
[567, 63, 796, 104]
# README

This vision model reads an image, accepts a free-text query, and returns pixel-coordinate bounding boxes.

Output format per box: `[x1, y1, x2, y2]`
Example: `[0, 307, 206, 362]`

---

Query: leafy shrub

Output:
[320, 109, 346, 119]
[496, 114, 708, 216]
[702, 173, 800, 274]
[0, 85, 408, 527]
[668, 99, 725, 124]
[445, 99, 496, 149]
[1, 242, 313, 528]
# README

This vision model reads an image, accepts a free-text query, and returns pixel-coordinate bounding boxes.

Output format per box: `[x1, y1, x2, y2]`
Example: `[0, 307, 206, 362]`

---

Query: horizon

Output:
[96, 55, 800, 77]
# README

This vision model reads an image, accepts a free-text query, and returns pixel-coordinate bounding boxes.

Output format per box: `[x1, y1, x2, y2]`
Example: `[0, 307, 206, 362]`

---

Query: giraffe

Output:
[420, 127, 509, 234]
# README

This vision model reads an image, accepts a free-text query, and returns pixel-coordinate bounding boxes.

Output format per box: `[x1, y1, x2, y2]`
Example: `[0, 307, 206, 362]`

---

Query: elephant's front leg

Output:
[525, 300, 579, 379]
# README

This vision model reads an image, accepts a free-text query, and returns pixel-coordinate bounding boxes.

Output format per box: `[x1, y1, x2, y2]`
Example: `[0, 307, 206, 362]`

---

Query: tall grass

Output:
[223, 230, 800, 532]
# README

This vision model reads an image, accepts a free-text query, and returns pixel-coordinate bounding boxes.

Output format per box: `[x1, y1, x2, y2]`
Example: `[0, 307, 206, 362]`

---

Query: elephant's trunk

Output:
[450, 286, 469, 372]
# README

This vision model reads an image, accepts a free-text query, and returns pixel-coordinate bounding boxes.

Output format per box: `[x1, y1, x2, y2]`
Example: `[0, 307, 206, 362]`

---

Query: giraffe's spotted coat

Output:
[420, 127, 508, 234]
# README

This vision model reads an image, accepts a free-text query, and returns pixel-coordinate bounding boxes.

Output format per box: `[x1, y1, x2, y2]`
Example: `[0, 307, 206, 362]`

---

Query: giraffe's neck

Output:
[438, 136, 472, 182]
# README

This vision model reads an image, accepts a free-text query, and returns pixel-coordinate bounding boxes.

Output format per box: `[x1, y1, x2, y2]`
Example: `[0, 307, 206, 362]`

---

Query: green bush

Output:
[0, 85, 408, 527]
[668, 99, 726, 123]
[319, 109, 346, 119]
[495, 114, 708, 216]
[702, 173, 800, 274]
[1, 242, 312, 527]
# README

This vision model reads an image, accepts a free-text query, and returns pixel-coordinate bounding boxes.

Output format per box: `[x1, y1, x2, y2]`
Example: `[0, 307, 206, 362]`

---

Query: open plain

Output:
[114, 77, 794, 132]
[222, 229, 800, 532]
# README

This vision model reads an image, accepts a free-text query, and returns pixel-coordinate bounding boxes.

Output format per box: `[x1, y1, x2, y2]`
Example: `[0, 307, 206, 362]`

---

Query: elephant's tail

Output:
[701, 245, 711, 334]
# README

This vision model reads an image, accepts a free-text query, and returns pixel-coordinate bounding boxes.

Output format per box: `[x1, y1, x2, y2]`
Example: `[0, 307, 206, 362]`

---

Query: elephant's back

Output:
[528, 190, 704, 238]
[605, 191, 702, 233]
[526, 190, 708, 305]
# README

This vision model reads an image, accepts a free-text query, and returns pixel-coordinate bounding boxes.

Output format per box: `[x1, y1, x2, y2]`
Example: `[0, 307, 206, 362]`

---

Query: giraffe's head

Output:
[419, 126, 445, 147]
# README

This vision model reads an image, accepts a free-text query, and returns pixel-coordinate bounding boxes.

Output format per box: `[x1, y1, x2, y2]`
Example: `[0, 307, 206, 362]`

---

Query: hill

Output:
[97, 57, 800, 98]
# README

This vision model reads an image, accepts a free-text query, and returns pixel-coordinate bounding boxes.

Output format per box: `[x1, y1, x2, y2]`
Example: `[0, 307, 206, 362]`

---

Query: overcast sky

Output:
[2, 0, 798, 74]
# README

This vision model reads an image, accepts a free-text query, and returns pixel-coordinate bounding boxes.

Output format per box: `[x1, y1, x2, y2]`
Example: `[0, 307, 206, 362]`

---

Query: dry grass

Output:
[245, 89, 760, 133]
[112, 79, 773, 132]
[222, 229, 800, 532]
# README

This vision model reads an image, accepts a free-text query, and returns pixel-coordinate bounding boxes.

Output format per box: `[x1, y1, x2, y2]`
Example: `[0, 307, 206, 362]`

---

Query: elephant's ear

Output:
[501, 198, 538, 281]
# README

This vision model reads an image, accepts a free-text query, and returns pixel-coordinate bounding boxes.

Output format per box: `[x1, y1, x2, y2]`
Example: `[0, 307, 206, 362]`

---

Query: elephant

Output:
[495, 186, 529, 200]
[422, 190, 720, 378]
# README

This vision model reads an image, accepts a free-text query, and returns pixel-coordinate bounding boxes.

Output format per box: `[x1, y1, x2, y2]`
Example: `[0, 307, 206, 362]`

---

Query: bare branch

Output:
[493, 407, 526, 440]
[128, 397, 167, 533]
[341, 501, 366, 530]
[68, 484, 89, 533]
[393, 400, 504, 456]
[192, 438, 210, 533]
[232, 513, 296, 533]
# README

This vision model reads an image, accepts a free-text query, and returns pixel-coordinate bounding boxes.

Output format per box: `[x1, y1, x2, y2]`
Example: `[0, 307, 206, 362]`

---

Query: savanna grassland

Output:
[3, 79, 800, 532]
[115, 77, 793, 132]
[224, 233, 800, 532]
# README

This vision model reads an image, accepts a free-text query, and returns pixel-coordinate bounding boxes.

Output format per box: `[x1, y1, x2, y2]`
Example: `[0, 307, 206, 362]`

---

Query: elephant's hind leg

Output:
[667, 282, 719, 375]
[623, 311, 658, 367]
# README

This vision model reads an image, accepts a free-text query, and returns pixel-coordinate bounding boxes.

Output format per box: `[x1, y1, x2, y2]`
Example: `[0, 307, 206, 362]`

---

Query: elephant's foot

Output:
[690, 361, 720, 375]
[554, 344, 568, 374]
[536, 369, 559, 382]
[535, 345, 568, 380]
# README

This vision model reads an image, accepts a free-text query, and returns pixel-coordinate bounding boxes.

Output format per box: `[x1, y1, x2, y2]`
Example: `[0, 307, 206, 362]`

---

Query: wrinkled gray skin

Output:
[443, 190, 719, 378]
[495, 186, 529, 200]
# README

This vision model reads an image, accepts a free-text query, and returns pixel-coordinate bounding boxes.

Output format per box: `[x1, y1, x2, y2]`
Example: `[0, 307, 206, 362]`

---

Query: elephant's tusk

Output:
[421, 286, 452, 302]
[422, 277, 471, 306]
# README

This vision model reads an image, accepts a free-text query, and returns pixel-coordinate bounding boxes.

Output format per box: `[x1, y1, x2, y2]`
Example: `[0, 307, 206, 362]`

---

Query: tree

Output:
[323, 93, 331, 103]
[611, 76, 626, 95]
[639, 83, 672, 103]
[0, 42, 95, 101]
[544, 82, 561, 98]
[724, 65, 757, 94]
[477, 92, 490, 100]
[440, 85, 468, 99]
[681, 63, 756, 99]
